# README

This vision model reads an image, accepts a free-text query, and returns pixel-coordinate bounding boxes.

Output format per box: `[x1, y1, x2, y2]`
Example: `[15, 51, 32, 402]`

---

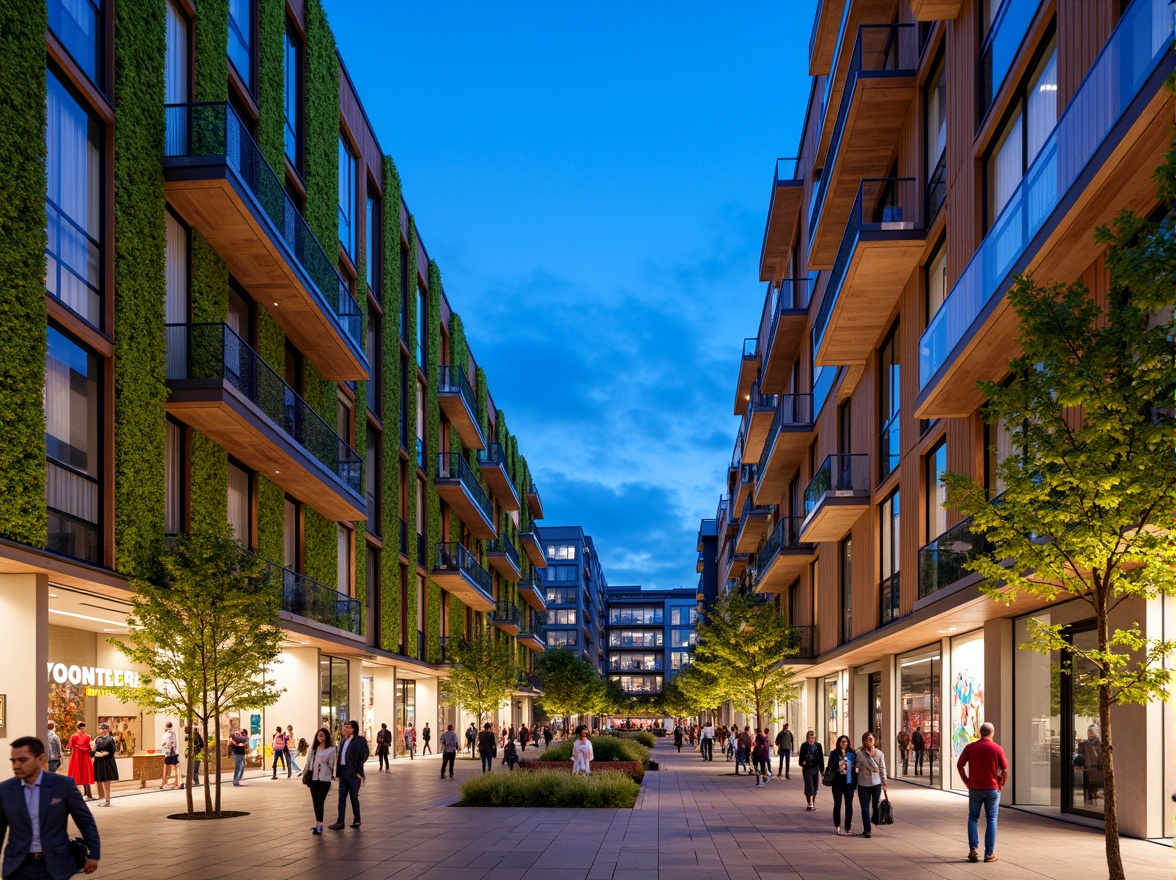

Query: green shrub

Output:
[457, 769, 638, 808]
[540, 736, 649, 765]
[634, 731, 657, 749]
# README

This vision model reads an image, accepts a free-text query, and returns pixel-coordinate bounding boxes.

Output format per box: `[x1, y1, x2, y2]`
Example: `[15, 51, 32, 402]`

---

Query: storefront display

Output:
[821, 673, 843, 751]
[897, 646, 940, 786]
[949, 631, 984, 790]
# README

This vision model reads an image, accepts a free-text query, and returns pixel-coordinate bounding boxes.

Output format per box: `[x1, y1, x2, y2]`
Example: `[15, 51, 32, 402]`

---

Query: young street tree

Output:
[535, 648, 601, 736]
[110, 524, 285, 817]
[443, 629, 518, 725]
[659, 662, 723, 723]
[692, 590, 801, 728]
[943, 146, 1176, 880]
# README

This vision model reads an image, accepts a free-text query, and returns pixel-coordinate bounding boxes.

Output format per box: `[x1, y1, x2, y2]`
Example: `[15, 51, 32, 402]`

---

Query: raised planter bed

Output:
[518, 759, 645, 782]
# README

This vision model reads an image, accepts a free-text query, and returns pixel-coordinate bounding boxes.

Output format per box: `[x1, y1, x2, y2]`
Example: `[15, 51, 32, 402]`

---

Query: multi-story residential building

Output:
[0, 0, 547, 765]
[605, 585, 698, 698]
[695, 516, 719, 610]
[534, 526, 607, 672]
[718, 0, 1173, 839]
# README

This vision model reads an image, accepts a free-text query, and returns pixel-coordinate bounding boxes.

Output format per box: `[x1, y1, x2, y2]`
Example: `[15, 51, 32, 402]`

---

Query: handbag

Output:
[301, 765, 313, 787]
[821, 763, 839, 787]
[877, 797, 895, 825]
[93, 751, 109, 758]
[69, 838, 89, 871]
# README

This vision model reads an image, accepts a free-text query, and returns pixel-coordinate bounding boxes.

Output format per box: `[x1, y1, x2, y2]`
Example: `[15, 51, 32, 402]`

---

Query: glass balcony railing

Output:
[165, 323, 361, 492]
[804, 453, 870, 518]
[435, 542, 493, 598]
[742, 337, 759, 360]
[260, 558, 361, 635]
[163, 103, 363, 347]
[921, 0, 1174, 389]
[437, 453, 493, 525]
[918, 517, 993, 599]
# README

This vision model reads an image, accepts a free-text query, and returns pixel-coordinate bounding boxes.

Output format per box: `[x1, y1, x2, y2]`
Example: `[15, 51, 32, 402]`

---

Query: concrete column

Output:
[0, 573, 49, 750]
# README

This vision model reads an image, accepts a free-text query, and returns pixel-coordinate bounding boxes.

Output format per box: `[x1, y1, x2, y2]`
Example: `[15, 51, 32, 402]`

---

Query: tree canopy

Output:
[443, 629, 518, 724]
[535, 649, 602, 733]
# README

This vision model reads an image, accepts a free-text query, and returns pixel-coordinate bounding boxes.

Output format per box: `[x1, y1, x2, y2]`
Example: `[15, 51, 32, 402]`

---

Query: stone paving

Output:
[76, 740, 1173, 880]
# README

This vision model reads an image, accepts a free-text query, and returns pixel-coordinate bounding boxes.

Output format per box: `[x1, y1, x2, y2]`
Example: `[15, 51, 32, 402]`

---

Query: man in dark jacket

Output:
[329, 721, 369, 830]
[775, 724, 795, 779]
[477, 723, 497, 773]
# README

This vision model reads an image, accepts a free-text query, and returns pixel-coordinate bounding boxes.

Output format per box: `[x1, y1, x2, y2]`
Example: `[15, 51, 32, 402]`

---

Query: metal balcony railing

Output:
[477, 441, 509, 469]
[785, 625, 818, 660]
[918, 517, 993, 599]
[260, 558, 361, 635]
[436, 453, 493, 524]
[434, 542, 493, 598]
[438, 365, 478, 417]
[804, 453, 870, 518]
[756, 516, 809, 573]
[165, 323, 361, 492]
[163, 103, 362, 345]
[488, 536, 520, 571]
[490, 601, 521, 628]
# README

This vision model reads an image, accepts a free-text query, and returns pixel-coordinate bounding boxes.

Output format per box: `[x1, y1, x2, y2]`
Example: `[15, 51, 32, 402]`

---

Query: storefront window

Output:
[319, 654, 349, 743]
[396, 679, 416, 758]
[898, 646, 940, 786]
[821, 674, 843, 752]
[949, 630, 985, 790]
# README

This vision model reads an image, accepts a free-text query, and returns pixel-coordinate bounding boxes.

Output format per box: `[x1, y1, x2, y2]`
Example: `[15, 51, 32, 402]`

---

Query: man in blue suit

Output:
[328, 721, 368, 830]
[1, 736, 100, 879]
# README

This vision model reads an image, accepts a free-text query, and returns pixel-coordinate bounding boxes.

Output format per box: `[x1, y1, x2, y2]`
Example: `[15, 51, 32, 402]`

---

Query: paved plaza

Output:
[84, 741, 1173, 880]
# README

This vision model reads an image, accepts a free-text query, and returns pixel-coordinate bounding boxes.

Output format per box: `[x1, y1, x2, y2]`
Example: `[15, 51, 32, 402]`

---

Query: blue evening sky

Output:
[329, 1, 817, 589]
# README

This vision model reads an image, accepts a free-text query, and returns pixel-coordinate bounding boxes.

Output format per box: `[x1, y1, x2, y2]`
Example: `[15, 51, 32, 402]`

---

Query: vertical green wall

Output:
[379, 157, 404, 652]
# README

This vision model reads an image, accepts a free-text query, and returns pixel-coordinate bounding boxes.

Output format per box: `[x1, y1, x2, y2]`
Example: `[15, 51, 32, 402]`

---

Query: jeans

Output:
[701, 738, 713, 760]
[232, 753, 245, 783]
[480, 751, 493, 772]
[968, 788, 1000, 856]
[777, 750, 791, 776]
[336, 775, 361, 824]
[286, 748, 300, 774]
[309, 779, 331, 822]
[377, 749, 389, 771]
[272, 751, 286, 774]
[192, 759, 202, 783]
[422, 740, 432, 755]
[440, 752, 455, 777]
[857, 783, 882, 833]
[832, 781, 856, 830]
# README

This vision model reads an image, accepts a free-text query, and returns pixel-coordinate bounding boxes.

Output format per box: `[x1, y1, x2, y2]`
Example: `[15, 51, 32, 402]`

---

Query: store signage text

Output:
[46, 663, 141, 688]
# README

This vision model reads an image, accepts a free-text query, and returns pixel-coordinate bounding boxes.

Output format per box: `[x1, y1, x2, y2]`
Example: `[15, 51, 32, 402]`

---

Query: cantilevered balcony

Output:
[519, 530, 546, 568]
[733, 464, 756, 517]
[759, 158, 804, 282]
[753, 517, 815, 595]
[809, 23, 919, 268]
[261, 558, 362, 636]
[800, 453, 870, 542]
[438, 367, 485, 451]
[486, 536, 521, 582]
[759, 277, 813, 393]
[435, 454, 496, 539]
[163, 103, 365, 380]
[918, 517, 993, 600]
[784, 625, 819, 660]
[527, 482, 545, 519]
[517, 576, 547, 612]
[910, 0, 961, 19]
[431, 542, 494, 612]
[165, 323, 364, 520]
[917, 0, 1175, 417]
[489, 601, 521, 636]
[518, 614, 546, 653]
[733, 338, 760, 416]
[755, 394, 815, 504]
[734, 497, 772, 555]
[812, 177, 926, 366]
[741, 382, 778, 463]
[477, 442, 520, 511]
[808, 0, 848, 75]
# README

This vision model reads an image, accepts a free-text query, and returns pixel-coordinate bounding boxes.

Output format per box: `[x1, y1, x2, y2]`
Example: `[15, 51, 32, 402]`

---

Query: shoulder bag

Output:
[821, 762, 839, 787]
[877, 796, 895, 825]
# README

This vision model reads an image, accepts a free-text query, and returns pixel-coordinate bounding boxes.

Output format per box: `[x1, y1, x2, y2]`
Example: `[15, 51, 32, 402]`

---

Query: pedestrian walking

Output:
[827, 735, 856, 835]
[477, 723, 497, 773]
[229, 725, 248, 786]
[1, 735, 101, 876]
[519, 723, 530, 752]
[465, 723, 477, 757]
[726, 729, 737, 762]
[571, 727, 593, 776]
[185, 725, 203, 785]
[700, 722, 715, 761]
[543, 725, 553, 749]
[328, 720, 368, 830]
[957, 721, 1008, 863]
[46, 721, 63, 773]
[735, 726, 752, 775]
[286, 725, 302, 774]
[798, 729, 824, 810]
[270, 727, 288, 778]
[503, 738, 519, 771]
[421, 723, 432, 756]
[306, 727, 335, 835]
[439, 724, 459, 779]
[854, 732, 888, 838]
[375, 723, 391, 771]
[912, 726, 926, 775]
[752, 729, 771, 787]
[91, 723, 118, 808]
[673, 725, 684, 753]
[66, 722, 96, 801]
[775, 724, 795, 778]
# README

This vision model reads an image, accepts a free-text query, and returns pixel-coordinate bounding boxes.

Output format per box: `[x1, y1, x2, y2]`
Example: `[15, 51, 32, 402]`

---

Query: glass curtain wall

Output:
[319, 655, 350, 744]
[897, 646, 940, 785]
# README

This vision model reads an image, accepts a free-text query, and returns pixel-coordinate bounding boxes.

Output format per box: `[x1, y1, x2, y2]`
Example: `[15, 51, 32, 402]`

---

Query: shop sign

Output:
[46, 663, 141, 688]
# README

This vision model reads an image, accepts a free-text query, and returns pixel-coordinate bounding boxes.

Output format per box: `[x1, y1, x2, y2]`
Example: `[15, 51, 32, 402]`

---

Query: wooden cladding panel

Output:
[1057, 0, 1114, 108]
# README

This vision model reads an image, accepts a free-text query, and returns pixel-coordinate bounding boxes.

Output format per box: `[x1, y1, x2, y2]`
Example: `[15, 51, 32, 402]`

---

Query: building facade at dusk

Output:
[711, 0, 1174, 839]
[534, 525, 607, 673]
[605, 584, 698, 699]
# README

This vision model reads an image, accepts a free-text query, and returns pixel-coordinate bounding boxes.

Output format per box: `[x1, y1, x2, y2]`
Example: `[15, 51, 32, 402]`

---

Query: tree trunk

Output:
[184, 709, 194, 817]
[1099, 675, 1124, 878]
[213, 706, 222, 815]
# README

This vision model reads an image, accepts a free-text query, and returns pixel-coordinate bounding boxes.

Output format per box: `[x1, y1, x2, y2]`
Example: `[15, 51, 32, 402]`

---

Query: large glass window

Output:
[897, 646, 940, 786]
[366, 313, 380, 414]
[543, 564, 578, 583]
[165, 419, 183, 536]
[338, 135, 356, 259]
[365, 193, 380, 295]
[227, 0, 253, 91]
[227, 460, 251, 544]
[45, 327, 101, 563]
[880, 490, 901, 624]
[543, 586, 578, 605]
[46, 73, 102, 328]
[546, 630, 577, 649]
[283, 23, 300, 167]
[925, 240, 947, 324]
[365, 425, 379, 534]
[670, 628, 696, 648]
[609, 606, 663, 625]
[879, 326, 901, 477]
[925, 58, 947, 219]
[979, 0, 1044, 117]
[617, 675, 662, 694]
[986, 414, 1016, 496]
[338, 525, 352, 595]
[608, 630, 663, 648]
[416, 286, 425, 367]
[546, 543, 577, 560]
[164, 0, 189, 156]
[670, 607, 697, 625]
[926, 439, 948, 540]
[49, 0, 103, 87]
[549, 609, 578, 626]
[320, 654, 350, 743]
[609, 652, 662, 672]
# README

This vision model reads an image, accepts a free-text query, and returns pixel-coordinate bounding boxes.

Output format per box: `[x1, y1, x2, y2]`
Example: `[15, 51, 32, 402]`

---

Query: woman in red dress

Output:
[67, 721, 96, 800]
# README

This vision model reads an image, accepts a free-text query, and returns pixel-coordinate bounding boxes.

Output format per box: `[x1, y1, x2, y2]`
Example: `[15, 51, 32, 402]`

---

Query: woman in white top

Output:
[853, 731, 888, 838]
[159, 722, 180, 789]
[571, 727, 594, 775]
[307, 727, 337, 835]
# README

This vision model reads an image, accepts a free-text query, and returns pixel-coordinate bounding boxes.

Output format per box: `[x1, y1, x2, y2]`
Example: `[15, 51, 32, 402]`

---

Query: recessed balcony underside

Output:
[490, 617, 521, 637]
[733, 477, 754, 516]
[755, 548, 816, 595]
[734, 355, 759, 416]
[815, 234, 927, 367]
[163, 174, 366, 381]
[479, 461, 520, 511]
[735, 510, 771, 555]
[435, 479, 497, 539]
[520, 532, 546, 568]
[728, 554, 748, 577]
[438, 392, 485, 451]
[166, 380, 364, 521]
[518, 580, 547, 612]
[527, 487, 544, 519]
[759, 181, 804, 282]
[910, 0, 962, 20]
[487, 551, 521, 582]
[808, 0, 848, 75]
[761, 311, 807, 392]
[743, 406, 774, 462]
[754, 428, 813, 504]
[431, 568, 495, 613]
[799, 496, 869, 543]
[518, 632, 546, 652]
[810, 75, 917, 269]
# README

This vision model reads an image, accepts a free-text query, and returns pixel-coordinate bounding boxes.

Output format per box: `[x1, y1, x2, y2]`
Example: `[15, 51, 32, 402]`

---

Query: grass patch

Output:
[456, 769, 639, 808]
[540, 736, 650, 764]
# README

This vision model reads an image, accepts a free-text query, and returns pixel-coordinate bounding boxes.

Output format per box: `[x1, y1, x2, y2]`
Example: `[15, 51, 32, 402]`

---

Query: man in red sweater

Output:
[957, 722, 1009, 863]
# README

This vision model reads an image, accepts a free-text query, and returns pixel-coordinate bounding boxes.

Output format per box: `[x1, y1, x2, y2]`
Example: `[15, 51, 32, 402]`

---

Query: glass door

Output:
[395, 679, 416, 758]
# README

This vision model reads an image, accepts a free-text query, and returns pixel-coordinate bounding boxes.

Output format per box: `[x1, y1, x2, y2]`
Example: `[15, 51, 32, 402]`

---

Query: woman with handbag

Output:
[797, 730, 824, 811]
[825, 734, 856, 834]
[159, 721, 180, 789]
[854, 731, 888, 838]
[305, 727, 336, 834]
[92, 722, 118, 807]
